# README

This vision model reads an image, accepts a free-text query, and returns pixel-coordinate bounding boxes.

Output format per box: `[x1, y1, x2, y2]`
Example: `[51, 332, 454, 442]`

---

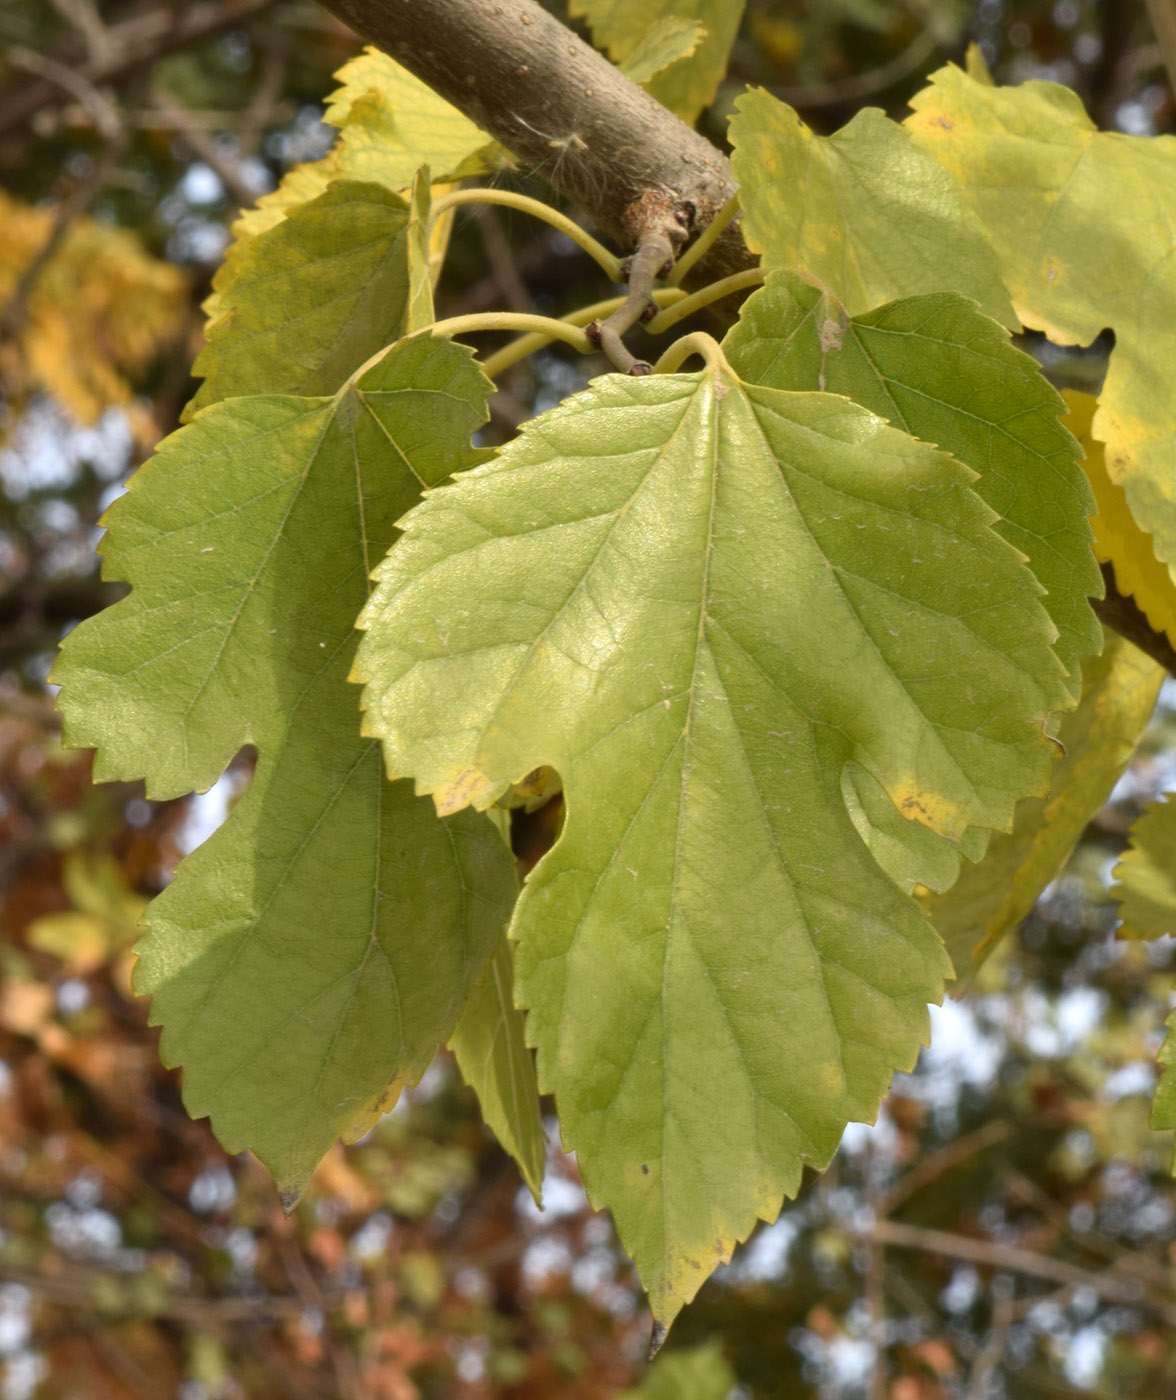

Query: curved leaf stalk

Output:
[429, 186, 623, 280]
[651, 329, 731, 375]
[645, 266, 767, 334]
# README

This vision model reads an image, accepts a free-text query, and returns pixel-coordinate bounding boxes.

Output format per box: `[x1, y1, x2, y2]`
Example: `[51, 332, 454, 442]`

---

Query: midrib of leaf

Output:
[698, 623, 841, 1146]
[173, 397, 384, 1055]
[660, 379, 724, 1238]
[846, 322, 1051, 465]
[359, 393, 433, 490]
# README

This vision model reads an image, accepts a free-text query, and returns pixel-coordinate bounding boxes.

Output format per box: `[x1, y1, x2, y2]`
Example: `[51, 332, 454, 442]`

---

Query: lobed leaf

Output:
[928, 634, 1161, 983]
[323, 47, 502, 189]
[190, 176, 432, 417]
[52, 335, 517, 1197]
[354, 356, 1065, 1323]
[728, 91, 1015, 326]
[907, 65, 1176, 586]
[723, 271, 1100, 702]
[571, 0, 743, 123]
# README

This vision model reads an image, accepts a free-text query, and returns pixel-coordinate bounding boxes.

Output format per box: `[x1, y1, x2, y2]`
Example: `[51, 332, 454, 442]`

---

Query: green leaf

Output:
[617, 1341, 736, 1400]
[449, 935, 547, 1202]
[929, 634, 1161, 982]
[570, 0, 744, 123]
[190, 176, 432, 418]
[723, 270, 1100, 701]
[619, 17, 705, 88]
[52, 335, 517, 1196]
[907, 65, 1176, 579]
[353, 354, 1064, 1324]
[728, 90, 1016, 326]
[1114, 796, 1176, 940]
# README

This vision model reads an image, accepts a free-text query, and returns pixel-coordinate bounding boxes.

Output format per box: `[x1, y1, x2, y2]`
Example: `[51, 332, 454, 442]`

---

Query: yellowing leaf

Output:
[26, 913, 120, 973]
[26, 851, 147, 972]
[729, 91, 1016, 326]
[619, 17, 705, 87]
[571, 0, 744, 122]
[1064, 389, 1176, 653]
[926, 634, 1161, 984]
[354, 354, 1065, 1325]
[206, 46, 501, 320]
[324, 47, 502, 188]
[0, 190, 185, 432]
[908, 66, 1176, 590]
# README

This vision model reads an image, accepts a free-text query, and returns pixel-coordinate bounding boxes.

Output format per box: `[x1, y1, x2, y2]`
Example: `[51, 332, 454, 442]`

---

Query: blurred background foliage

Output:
[1, 1, 1176, 1396]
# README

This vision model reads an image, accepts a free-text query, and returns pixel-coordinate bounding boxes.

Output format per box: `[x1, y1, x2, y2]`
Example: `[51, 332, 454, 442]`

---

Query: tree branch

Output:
[869, 1219, 1176, 1326]
[313, 0, 747, 271]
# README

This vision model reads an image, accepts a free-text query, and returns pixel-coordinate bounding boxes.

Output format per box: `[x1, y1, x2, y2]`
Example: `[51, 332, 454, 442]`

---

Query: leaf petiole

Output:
[651, 331, 732, 376]
[645, 267, 768, 335]
[479, 289, 687, 379]
[429, 187, 624, 280]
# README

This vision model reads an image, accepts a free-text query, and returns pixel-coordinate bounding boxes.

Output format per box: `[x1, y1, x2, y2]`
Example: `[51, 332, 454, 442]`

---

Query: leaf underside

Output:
[208, 46, 500, 316]
[449, 935, 547, 1201]
[52, 335, 518, 1197]
[354, 360, 1065, 1323]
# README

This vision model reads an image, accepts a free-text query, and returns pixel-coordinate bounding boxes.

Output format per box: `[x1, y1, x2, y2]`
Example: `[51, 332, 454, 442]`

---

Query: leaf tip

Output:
[278, 1185, 304, 1215]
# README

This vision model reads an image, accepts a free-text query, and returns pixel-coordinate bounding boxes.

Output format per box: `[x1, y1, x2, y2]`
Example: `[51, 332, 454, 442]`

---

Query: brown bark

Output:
[314, 0, 750, 273]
